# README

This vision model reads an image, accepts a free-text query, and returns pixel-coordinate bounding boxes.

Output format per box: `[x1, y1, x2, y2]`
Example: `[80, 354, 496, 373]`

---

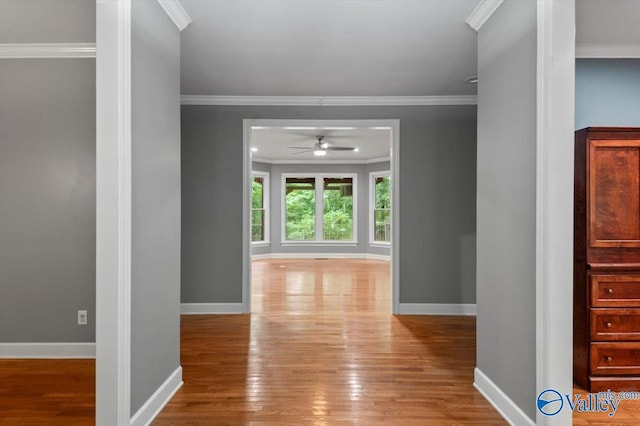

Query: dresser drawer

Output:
[591, 274, 640, 307]
[591, 309, 640, 341]
[590, 342, 640, 375]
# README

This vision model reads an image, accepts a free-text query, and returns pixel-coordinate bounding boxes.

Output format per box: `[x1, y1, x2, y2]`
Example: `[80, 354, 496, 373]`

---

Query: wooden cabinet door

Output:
[589, 139, 640, 248]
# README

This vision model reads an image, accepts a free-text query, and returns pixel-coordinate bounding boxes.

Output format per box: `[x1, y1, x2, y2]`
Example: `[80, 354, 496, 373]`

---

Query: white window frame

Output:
[281, 172, 358, 245]
[369, 171, 391, 246]
[251, 171, 270, 246]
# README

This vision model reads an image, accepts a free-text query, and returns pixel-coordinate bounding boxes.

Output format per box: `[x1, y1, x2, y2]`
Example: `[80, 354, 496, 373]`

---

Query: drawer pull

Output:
[605, 322, 613, 328]
[605, 356, 613, 362]
[607, 288, 614, 294]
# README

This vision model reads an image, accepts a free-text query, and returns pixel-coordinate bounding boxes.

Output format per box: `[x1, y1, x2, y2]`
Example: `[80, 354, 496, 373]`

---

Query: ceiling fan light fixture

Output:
[314, 150, 327, 156]
[465, 75, 478, 84]
[320, 142, 330, 149]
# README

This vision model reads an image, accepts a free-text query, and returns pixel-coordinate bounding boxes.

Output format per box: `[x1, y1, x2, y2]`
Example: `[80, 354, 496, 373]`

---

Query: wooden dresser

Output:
[574, 127, 640, 392]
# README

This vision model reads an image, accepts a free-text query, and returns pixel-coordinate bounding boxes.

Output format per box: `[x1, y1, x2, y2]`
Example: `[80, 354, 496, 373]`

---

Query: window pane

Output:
[252, 177, 263, 209]
[323, 177, 353, 241]
[374, 209, 391, 242]
[251, 209, 264, 241]
[375, 176, 391, 209]
[285, 178, 315, 240]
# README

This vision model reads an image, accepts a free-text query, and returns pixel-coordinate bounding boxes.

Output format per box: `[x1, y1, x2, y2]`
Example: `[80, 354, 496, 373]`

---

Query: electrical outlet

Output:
[78, 310, 88, 325]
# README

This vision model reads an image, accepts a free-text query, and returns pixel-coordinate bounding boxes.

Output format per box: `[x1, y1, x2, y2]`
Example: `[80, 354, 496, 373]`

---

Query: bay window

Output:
[283, 173, 357, 243]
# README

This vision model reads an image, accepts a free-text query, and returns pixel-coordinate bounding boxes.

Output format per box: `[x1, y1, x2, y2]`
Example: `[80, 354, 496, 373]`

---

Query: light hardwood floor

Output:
[2, 258, 639, 424]
[154, 259, 506, 425]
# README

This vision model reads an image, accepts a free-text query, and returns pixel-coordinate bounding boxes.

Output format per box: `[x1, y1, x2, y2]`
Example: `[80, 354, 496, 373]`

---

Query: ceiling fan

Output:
[289, 136, 358, 156]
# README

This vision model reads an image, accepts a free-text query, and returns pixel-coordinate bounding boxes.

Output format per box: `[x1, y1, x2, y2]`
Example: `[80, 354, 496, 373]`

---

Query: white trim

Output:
[156, 0, 192, 31]
[0, 343, 96, 359]
[397, 303, 477, 316]
[243, 121, 252, 314]
[251, 171, 270, 245]
[474, 368, 535, 426]
[576, 43, 640, 59]
[243, 119, 400, 315]
[251, 156, 391, 165]
[369, 242, 391, 248]
[0, 43, 96, 59]
[280, 172, 358, 245]
[369, 171, 391, 245]
[180, 303, 245, 315]
[181, 95, 477, 106]
[96, 0, 132, 424]
[251, 253, 390, 261]
[130, 366, 183, 426]
[251, 241, 270, 248]
[465, 0, 505, 32]
[536, 1, 575, 426]
[251, 253, 273, 261]
[281, 241, 358, 247]
[390, 121, 400, 315]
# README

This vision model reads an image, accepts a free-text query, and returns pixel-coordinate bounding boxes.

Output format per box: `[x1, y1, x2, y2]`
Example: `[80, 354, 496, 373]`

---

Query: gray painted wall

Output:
[476, 0, 537, 420]
[0, 6, 95, 342]
[130, 0, 181, 415]
[182, 105, 476, 305]
[0, 0, 95, 43]
[576, 59, 640, 129]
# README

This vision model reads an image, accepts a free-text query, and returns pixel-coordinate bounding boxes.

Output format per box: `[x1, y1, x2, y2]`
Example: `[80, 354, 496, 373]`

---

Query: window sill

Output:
[281, 241, 358, 247]
[369, 242, 391, 248]
[251, 242, 271, 248]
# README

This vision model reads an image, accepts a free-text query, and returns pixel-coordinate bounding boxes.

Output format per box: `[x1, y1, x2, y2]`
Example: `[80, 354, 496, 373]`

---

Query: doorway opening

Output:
[242, 119, 400, 314]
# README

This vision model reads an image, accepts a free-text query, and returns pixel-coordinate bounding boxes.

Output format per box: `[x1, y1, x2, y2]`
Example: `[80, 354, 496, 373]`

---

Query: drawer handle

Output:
[607, 288, 614, 294]
[605, 356, 613, 362]
[605, 322, 613, 328]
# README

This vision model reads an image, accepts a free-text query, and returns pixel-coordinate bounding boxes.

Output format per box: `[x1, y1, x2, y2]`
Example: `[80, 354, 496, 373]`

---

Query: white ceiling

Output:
[251, 126, 391, 162]
[576, 0, 640, 51]
[176, 0, 640, 162]
[179, 0, 480, 97]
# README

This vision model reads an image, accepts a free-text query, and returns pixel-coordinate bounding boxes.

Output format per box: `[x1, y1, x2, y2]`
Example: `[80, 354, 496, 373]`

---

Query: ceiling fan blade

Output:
[292, 149, 314, 155]
[326, 146, 357, 151]
[288, 146, 314, 149]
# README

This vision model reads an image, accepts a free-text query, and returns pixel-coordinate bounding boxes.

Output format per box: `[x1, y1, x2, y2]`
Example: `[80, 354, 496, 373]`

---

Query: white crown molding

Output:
[181, 95, 477, 106]
[251, 156, 391, 165]
[576, 43, 640, 59]
[466, 0, 505, 32]
[156, 0, 192, 31]
[0, 43, 96, 59]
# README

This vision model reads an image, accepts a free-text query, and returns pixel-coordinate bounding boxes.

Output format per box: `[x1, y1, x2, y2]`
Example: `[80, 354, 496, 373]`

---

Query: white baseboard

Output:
[251, 252, 390, 261]
[130, 365, 183, 426]
[0, 342, 96, 359]
[180, 303, 244, 314]
[396, 303, 476, 315]
[251, 253, 272, 260]
[473, 367, 535, 426]
[365, 253, 391, 261]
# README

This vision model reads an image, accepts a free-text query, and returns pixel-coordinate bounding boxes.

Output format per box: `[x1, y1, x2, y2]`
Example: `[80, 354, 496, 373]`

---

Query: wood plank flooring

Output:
[154, 259, 505, 425]
[0, 359, 94, 425]
[2, 258, 639, 424]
